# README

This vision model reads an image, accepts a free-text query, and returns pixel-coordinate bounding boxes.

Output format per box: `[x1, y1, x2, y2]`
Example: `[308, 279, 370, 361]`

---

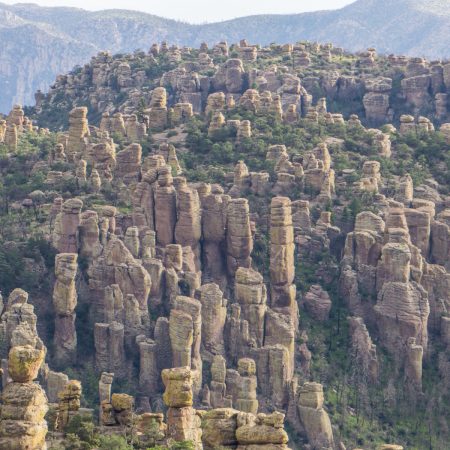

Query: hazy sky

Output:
[1, 1, 356, 23]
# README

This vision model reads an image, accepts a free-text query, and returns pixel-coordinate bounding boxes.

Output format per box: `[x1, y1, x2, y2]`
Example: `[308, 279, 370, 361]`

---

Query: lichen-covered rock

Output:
[162, 367, 202, 448]
[8, 345, 45, 383]
[202, 408, 238, 448]
[0, 373, 48, 450]
[56, 380, 82, 431]
[111, 393, 134, 426]
[236, 411, 289, 446]
[162, 366, 194, 408]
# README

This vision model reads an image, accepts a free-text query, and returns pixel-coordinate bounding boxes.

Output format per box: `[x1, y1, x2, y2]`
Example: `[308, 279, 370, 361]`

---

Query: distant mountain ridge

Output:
[0, 0, 449, 112]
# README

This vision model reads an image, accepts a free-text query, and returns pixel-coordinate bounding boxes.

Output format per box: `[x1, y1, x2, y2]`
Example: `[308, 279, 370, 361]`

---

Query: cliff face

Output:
[1, 0, 450, 112]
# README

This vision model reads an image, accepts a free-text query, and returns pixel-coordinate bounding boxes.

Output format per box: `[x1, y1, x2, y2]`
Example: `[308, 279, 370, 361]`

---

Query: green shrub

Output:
[98, 435, 133, 450]
[170, 442, 196, 450]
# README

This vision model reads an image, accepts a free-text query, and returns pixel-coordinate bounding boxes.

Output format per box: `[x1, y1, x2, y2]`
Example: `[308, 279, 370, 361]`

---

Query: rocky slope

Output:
[0, 38, 449, 450]
[34, 38, 450, 132]
[1, 0, 450, 112]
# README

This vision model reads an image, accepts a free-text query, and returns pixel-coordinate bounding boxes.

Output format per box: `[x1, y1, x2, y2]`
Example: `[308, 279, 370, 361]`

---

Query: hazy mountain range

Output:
[0, 0, 449, 112]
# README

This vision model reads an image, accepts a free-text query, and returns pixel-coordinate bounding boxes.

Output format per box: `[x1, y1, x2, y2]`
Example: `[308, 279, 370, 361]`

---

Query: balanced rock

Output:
[0, 346, 48, 450]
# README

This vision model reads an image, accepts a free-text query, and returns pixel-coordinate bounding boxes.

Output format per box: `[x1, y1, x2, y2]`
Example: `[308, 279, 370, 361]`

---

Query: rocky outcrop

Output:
[202, 408, 291, 450]
[363, 77, 392, 123]
[208, 111, 226, 136]
[226, 199, 253, 277]
[348, 317, 379, 383]
[79, 210, 102, 260]
[88, 238, 151, 319]
[404, 337, 423, 391]
[238, 412, 290, 448]
[126, 115, 147, 142]
[3, 31, 450, 450]
[55, 380, 82, 431]
[235, 268, 267, 347]
[374, 243, 430, 357]
[269, 197, 296, 318]
[169, 296, 202, 390]
[235, 358, 258, 414]
[0, 345, 48, 450]
[45, 371, 69, 404]
[175, 182, 202, 269]
[4, 124, 18, 151]
[53, 253, 78, 365]
[0, 289, 45, 360]
[209, 355, 231, 409]
[162, 367, 202, 448]
[340, 204, 434, 391]
[90, 140, 116, 182]
[94, 321, 126, 377]
[297, 382, 334, 449]
[115, 143, 142, 184]
[110, 393, 134, 426]
[99, 372, 114, 425]
[401, 74, 432, 110]
[66, 107, 89, 160]
[201, 192, 228, 287]
[52, 198, 83, 253]
[202, 408, 239, 448]
[138, 338, 158, 394]
[303, 285, 332, 321]
[154, 167, 177, 246]
[199, 283, 227, 358]
[149, 87, 168, 130]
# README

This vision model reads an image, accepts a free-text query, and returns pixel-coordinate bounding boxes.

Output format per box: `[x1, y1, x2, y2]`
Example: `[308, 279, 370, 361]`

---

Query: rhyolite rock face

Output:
[1, 31, 448, 450]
